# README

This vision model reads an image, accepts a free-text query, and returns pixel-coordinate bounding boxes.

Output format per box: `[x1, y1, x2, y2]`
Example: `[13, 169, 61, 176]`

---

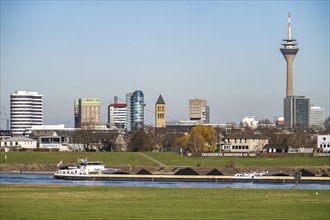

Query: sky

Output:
[0, 1, 329, 128]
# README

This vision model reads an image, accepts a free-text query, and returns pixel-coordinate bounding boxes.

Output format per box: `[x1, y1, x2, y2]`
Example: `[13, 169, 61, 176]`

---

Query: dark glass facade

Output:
[284, 96, 310, 128]
[130, 90, 144, 131]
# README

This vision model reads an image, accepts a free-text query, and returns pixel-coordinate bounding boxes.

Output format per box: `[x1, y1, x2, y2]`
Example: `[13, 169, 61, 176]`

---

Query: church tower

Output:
[155, 95, 166, 128]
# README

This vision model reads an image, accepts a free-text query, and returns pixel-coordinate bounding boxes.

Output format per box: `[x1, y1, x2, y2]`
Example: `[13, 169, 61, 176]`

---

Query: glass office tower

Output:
[284, 96, 310, 128]
[130, 90, 144, 131]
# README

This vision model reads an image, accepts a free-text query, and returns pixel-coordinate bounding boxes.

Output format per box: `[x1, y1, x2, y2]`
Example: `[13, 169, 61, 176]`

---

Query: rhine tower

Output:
[281, 13, 310, 128]
[280, 13, 299, 97]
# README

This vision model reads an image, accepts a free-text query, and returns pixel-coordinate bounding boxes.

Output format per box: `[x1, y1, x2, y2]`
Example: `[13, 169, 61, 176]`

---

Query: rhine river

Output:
[1, 173, 329, 190]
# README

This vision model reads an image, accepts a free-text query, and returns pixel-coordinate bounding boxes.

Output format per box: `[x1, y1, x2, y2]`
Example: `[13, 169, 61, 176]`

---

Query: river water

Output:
[1, 173, 329, 190]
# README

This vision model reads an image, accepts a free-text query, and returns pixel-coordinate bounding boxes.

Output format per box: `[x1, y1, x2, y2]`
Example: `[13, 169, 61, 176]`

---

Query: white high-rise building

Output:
[310, 105, 324, 127]
[108, 102, 127, 130]
[10, 91, 43, 136]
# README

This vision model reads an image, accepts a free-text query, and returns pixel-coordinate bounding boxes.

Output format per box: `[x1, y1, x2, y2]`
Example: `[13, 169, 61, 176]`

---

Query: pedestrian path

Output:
[138, 152, 166, 167]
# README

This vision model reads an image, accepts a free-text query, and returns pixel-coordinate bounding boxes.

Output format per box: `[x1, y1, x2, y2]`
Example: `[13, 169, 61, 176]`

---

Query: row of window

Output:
[40, 138, 61, 144]
[157, 106, 165, 111]
[225, 139, 248, 144]
[157, 113, 165, 119]
[11, 102, 42, 105]
[11, 119, 42, 121]
[2, 141, 35, 146]
[319, 144, 330, 148]
[223, 145, 249, 150]
[11, 109, 42, 112]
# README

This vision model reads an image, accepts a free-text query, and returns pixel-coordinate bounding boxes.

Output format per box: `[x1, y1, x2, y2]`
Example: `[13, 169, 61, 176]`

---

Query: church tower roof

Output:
[156, 95, 165, 104]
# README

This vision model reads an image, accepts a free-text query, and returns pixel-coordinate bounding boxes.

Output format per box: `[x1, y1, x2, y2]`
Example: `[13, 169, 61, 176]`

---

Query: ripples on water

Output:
[1, 173, 329, 190]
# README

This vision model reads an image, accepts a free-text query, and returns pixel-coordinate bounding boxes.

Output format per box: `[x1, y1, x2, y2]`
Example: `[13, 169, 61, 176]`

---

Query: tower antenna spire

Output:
[288, 12, 291, 40]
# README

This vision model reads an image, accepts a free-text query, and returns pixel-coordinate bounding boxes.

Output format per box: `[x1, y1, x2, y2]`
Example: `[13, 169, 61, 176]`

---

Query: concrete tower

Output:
[280, 13, 299, 97]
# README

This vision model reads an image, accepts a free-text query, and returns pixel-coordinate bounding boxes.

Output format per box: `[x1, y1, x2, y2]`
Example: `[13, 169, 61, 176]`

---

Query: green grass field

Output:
[0, 152, 158, 166]
[145, 152, 330, 167]
[1, 185, 329, 220]
[0, 151, 329, 168]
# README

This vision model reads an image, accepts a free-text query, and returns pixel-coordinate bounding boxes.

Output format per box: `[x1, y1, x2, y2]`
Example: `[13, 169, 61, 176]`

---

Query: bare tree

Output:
[161, 133, 182, 151]
[128, 131, 155, 152]
[99, 131, 120, 152]
[324, 116, 330, 132]
[71, 129, 102, 151]
[287, 127, 315, 148]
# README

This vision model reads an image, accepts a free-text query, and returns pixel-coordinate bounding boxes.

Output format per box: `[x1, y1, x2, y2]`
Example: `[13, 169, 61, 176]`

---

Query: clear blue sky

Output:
[1, 1, 329, 127]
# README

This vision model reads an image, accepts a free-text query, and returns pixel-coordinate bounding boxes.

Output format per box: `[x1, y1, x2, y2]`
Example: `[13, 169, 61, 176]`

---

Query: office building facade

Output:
[310, 105, 324, 127]
[10, 91, 43, 136]
[126, 92, 133, 132]
[74, 98, 100, 128]
[284, 96, 310, 128]
[130, 90, 144, 131]
[189, 98, 210, 124]
[125, 90, 145, 132]
[108, 101, 127, 130]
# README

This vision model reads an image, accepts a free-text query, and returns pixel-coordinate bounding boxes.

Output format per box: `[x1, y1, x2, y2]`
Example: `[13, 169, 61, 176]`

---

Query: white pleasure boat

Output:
[54, 159, 128, 179]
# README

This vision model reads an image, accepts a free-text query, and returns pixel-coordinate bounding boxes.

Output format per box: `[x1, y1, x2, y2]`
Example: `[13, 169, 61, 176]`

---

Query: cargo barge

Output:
[54, 160, 330, 184]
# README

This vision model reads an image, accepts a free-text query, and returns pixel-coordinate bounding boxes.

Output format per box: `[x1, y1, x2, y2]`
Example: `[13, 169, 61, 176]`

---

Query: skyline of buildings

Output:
[5, 86, 327, 135]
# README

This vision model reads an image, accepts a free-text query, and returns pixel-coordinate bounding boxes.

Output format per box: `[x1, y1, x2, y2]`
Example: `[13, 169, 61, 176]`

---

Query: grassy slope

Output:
[0, 152, 157, 166]
[144, 152, 330, 167]
[1, 185, 329, 220]
[0, 152, 329, 168]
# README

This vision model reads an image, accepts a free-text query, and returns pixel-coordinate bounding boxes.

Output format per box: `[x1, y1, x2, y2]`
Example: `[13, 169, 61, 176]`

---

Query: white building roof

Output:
[1, 137, 37, 142]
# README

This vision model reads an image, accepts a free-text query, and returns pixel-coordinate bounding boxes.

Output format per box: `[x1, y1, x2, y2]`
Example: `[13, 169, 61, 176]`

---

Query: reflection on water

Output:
[1, 173, 329, 190]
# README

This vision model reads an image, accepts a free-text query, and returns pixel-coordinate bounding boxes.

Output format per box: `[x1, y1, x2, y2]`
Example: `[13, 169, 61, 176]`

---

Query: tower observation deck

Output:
[280, 13, 299, 97]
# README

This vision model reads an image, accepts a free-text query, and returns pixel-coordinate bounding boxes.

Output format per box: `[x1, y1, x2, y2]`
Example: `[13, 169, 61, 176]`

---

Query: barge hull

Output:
[54, 174, 330, 184]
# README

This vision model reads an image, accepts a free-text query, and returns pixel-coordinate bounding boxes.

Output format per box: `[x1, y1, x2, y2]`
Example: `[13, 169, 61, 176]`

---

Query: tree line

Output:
[69, 116, 330, 153]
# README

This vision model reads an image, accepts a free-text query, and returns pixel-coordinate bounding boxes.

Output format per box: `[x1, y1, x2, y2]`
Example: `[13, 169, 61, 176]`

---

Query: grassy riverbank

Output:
[1, 185, 329, 220]
[0, 152, 157, 166]
[145, 152, 330, 167]
[1, 152, 329, 167]
[1, 152, 329, 175]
